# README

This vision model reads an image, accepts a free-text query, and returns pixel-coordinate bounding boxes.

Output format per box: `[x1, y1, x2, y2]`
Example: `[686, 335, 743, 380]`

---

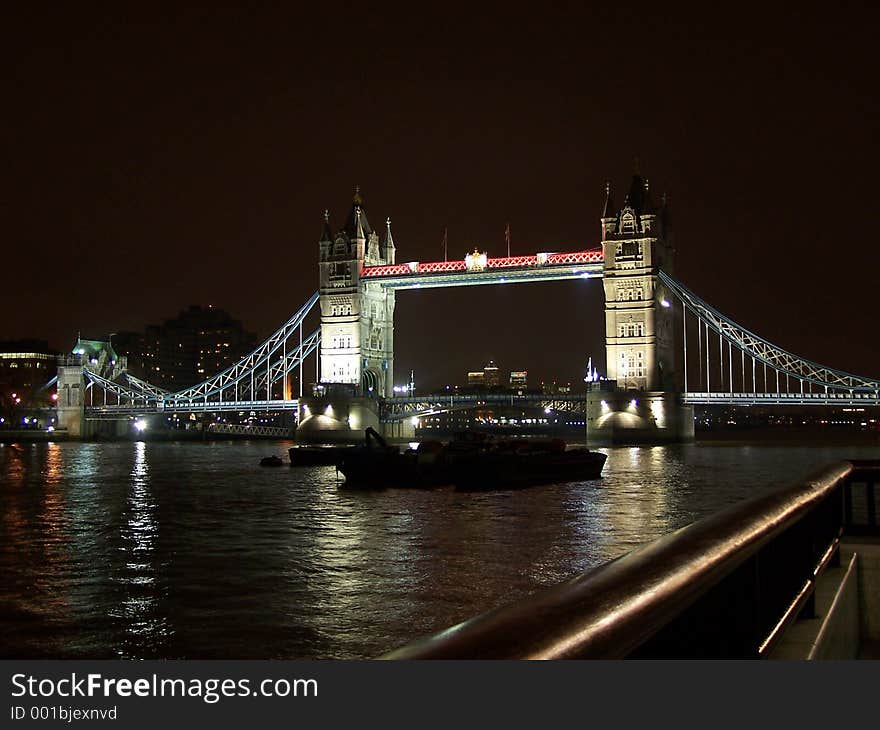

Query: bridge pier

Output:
[295, 391, 381, 444]
[586, 391, 694, 445]
[81, 418, 132, 439]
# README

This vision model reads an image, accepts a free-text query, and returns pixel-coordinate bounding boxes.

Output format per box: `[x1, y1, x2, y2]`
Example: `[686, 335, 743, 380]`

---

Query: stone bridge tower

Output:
[601, 173, 676, 391]
[318, 189, 396, 398]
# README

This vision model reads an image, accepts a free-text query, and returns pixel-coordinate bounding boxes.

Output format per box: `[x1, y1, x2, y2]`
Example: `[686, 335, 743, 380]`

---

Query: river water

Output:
[1, 439, 878, 659]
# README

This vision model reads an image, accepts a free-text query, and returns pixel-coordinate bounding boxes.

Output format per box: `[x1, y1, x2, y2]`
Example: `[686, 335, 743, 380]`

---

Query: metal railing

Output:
[384, 460, 880, 659]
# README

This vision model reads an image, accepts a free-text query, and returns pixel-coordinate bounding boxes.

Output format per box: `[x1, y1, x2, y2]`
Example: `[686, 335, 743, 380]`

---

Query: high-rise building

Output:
[510, 371, 527, 388]
[483, 360, 500, 387]
[112, 331, 147, 379]
[466, 361, 504, 390]
[140, 306, 257, 390]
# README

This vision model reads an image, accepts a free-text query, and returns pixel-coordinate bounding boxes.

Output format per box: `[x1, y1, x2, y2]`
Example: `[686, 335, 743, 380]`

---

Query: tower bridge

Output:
[56, 172, 880, 442]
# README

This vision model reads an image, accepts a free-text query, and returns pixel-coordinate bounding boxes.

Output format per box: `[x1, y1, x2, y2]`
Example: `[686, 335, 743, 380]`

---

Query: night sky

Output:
[5, 4, 879, 390]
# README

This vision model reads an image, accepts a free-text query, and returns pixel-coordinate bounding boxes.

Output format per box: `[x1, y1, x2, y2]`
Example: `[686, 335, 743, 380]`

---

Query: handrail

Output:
[384, 460, 878, 659]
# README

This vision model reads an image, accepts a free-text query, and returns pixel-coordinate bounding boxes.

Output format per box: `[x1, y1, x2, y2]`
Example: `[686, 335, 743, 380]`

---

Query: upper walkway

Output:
[361, 248, 604, 289]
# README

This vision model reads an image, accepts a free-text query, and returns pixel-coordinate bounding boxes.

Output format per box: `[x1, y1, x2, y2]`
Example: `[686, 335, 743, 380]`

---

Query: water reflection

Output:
[113, 441, 169, 657]
[1, 440, 878, 659]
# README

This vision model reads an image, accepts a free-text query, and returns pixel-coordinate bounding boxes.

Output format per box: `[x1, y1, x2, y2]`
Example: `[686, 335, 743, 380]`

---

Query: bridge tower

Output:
[589, 172, 693, 443]
[601, 173, 675, 390]
[56, 362, 85, 436]
[299, 189, 395, 443]
[317, 188, 396, 398]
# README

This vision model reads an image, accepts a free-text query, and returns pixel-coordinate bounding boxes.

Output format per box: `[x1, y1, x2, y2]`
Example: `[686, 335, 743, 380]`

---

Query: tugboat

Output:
[336, 427, 403, 488]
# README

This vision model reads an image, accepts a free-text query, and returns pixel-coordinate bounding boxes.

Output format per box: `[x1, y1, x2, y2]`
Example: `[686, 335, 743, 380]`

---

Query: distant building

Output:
[541, 380, 572, 395]
[140, 306, 257, 390]
[510, 371, 527, 388]
[466, 361, 503, 390]
[483, 360, 500, 387]
[0, 339, 58, 417]
[112, 330, 147, 379]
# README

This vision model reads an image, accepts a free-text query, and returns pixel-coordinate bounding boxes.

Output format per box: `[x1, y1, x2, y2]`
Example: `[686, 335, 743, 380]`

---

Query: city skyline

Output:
[5, 5, 880, 389]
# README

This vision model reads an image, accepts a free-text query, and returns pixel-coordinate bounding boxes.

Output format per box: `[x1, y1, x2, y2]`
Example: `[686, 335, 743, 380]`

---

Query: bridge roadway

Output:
[82, 390, 880, 420]
[83, 399, 301, 418]
[382, 391, 880, 421]
[379, 392, 588, 421]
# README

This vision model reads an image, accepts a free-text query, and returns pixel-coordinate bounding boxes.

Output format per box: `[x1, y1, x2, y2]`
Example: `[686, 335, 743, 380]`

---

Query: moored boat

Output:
[337, 433, 606, 490]
[452, 448, 607, 491]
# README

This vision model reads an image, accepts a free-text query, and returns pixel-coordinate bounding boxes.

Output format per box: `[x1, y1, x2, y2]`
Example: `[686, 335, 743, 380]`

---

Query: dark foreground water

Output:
[1, 439, 878, 659]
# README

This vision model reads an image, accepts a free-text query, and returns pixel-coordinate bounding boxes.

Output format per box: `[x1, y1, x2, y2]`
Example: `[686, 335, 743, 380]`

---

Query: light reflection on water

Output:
[1, 439, 878, 659]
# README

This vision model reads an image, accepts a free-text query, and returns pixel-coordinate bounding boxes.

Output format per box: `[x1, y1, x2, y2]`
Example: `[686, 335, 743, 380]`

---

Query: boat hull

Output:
[453, 449, 607, 491]
[289, 445, 357, 466]
[338, 446, 607, 490]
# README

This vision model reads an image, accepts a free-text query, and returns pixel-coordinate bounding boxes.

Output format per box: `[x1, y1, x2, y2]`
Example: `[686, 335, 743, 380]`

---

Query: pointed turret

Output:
[602, 180, 616, 219]
[354, 207, 366, 242]
[620, 171, 656, 216]
[624, 173, 647, 215]
[381, 216, 396, 263]
[343, 185, 373, 239]
[319, 209, 333, 243]
[601, 181, 618, 241]
[641, 178, 657, 214]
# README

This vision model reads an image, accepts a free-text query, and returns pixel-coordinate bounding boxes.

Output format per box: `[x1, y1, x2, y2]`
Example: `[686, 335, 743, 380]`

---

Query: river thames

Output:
[1, 439, 878, 659]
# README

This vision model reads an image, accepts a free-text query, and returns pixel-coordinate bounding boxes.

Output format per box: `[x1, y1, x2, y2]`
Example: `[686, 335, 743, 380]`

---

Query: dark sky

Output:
[5, 3, 879, 390]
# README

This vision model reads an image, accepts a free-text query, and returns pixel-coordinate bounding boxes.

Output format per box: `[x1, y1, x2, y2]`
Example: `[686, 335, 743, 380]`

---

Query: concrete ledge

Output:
[844, 539, 880, 642]
[769, 551, 860, 660]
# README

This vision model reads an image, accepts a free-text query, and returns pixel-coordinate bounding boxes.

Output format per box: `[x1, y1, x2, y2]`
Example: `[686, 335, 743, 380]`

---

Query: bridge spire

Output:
[382, 216, 395, 257]
[602, 180, 616, 219]
[624, 170, 655, 215]
[354, 206, 366, 242]
[343, 185, 372, 239]
[319, 208, 333, 243]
